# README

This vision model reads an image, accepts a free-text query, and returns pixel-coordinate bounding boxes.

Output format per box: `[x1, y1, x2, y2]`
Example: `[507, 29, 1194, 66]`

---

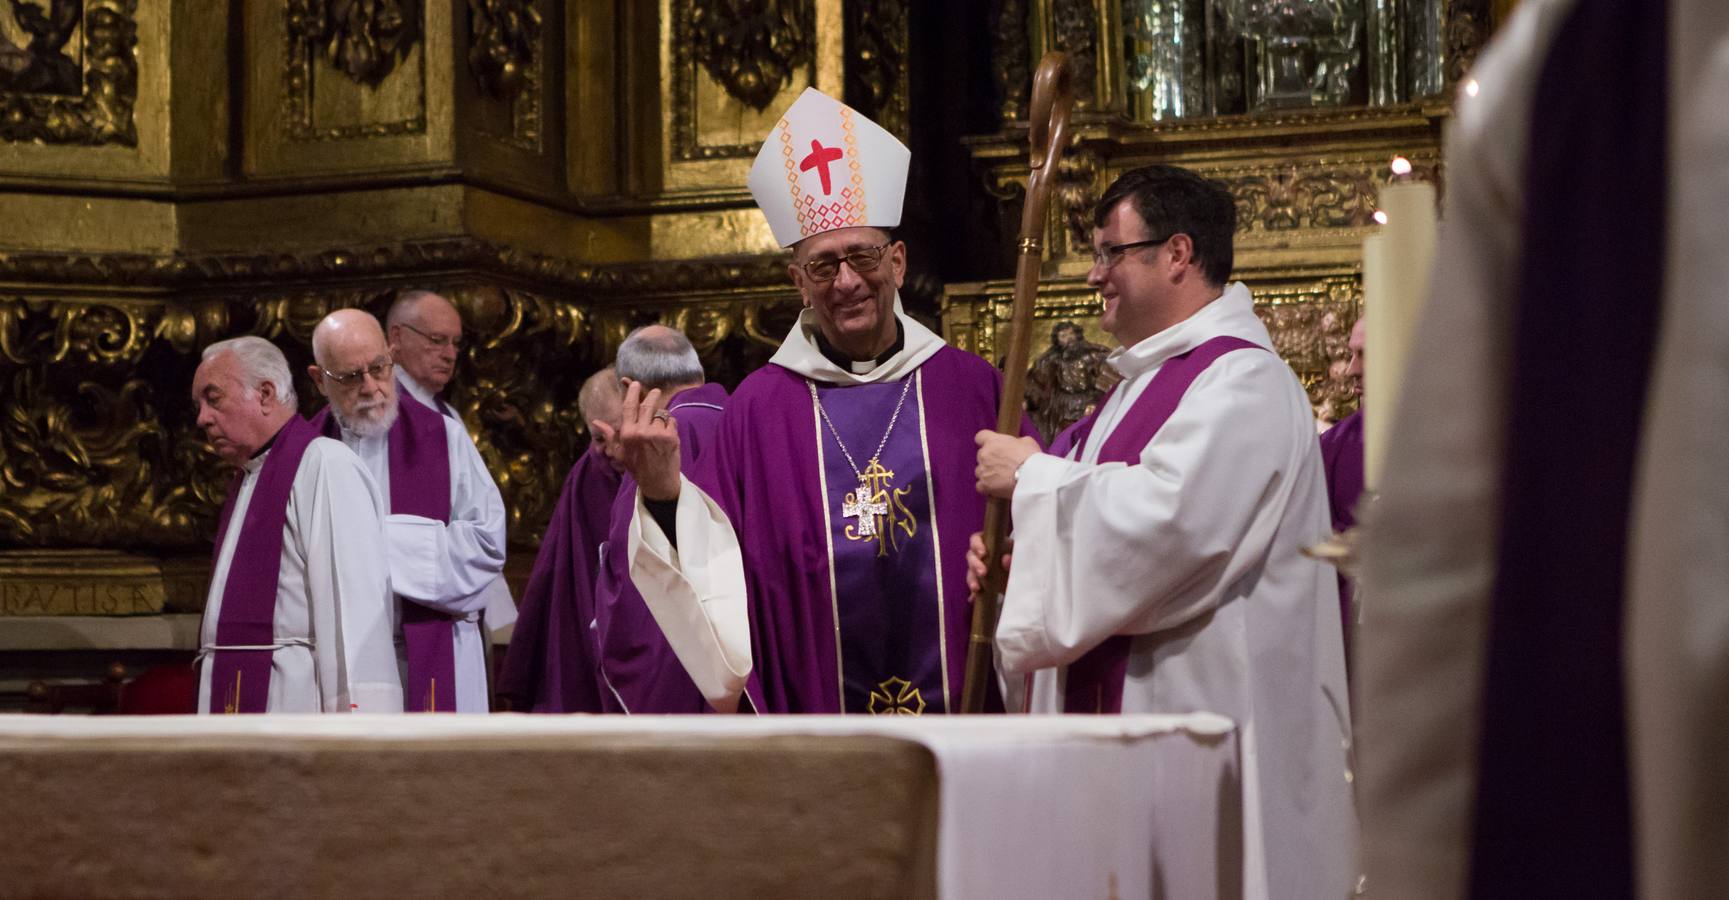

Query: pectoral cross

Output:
[842, 484, 888, 538]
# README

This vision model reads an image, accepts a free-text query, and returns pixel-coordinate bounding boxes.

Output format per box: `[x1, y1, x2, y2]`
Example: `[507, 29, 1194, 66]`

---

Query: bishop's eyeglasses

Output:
[1090, 235, 1173, 270]
[321, 359, 394, 387]
[800, 243, 891, 282]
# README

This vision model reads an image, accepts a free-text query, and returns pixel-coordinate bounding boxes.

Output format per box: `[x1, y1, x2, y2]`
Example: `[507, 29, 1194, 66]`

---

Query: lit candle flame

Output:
[1465, 79, 1480, 98]
[1373, 210, 1389, 225]
[1390, 156, 1413, 177]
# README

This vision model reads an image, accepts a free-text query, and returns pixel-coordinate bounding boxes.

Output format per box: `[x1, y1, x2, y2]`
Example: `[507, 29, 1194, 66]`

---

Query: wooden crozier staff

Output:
[960, 52, 1074, 714]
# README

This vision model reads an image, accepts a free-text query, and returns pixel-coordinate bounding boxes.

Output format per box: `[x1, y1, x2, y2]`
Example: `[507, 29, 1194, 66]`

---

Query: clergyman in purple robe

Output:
[604, 89, 1018, 715]
[591, 326, 729, 713]
[497, 368, 625, 712]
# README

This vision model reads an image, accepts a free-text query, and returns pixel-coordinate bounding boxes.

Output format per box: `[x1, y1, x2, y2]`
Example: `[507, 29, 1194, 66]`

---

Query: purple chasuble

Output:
[311, 388, 455, 712]
[1059, 336, 1264, 714]
[814, 373, 947, 714]
[204, 415, 321, 714]
[497, 444, 621, 712]
[684, 347, 1016, 714]
[1318, 410, 1364, 663]
[595, 383, 729, 713]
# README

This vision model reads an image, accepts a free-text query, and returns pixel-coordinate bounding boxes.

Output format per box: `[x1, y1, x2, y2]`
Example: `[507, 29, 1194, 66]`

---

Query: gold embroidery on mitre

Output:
[867, 676, 926, 716]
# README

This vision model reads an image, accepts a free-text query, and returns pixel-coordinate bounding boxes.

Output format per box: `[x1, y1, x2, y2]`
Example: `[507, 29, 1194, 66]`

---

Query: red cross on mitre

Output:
[799, 139, 845, 195]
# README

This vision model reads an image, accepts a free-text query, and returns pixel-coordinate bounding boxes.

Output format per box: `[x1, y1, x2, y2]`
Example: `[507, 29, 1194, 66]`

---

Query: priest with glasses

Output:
[608, 88, 1025, 715]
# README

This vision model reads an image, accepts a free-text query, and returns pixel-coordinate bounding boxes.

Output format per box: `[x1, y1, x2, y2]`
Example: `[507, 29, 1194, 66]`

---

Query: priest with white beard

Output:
[969, 165, 1356, 899]
[191, 336, 402, 713]
[307, 308, 508, 713]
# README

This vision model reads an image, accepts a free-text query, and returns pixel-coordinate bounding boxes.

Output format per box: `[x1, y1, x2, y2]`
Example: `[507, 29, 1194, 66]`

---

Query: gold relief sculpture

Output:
[1054, 148, 1102, 253]
[1048, 0, 1098, 107]
[467, 0, 540, 151]
[467, 0, 538, 100]
[0, 0, 138, 146]
[286, 0, 421, 87]
[992, 0, 1031, 121]
[1223, 166, 1381, 233]
[284, 0, 426, 141]
[1443, 0, 1494, 87]
[843, 0, 908, 141]
[687, 0, 813, 112]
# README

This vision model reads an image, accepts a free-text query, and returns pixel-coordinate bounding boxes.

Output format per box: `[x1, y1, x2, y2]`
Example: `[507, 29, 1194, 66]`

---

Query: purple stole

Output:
[813, 372, 948, 714]
[311, 388, 454, 712]
[205, 415, 321, 714]
[1060, 335, 1263, 714]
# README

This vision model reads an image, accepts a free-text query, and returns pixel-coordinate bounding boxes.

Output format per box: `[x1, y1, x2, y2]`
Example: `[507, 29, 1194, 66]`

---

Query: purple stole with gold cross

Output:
[312, 388, 455, 712]
[1059, 335, 1263, 714]
[205, 415, 321, 714]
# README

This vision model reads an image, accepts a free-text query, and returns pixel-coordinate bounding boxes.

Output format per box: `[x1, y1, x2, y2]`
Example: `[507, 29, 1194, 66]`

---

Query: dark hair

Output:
[1093, 165, 1236, 286]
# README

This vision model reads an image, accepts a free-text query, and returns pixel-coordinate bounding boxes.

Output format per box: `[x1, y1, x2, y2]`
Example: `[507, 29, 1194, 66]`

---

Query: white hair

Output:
[615, 326, 704, 391]
[203, 336, 297, 408]
[386, 289, 453, 329]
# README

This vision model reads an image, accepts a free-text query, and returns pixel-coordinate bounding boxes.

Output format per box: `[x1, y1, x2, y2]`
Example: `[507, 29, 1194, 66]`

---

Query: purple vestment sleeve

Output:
[497, 445, 622, 712]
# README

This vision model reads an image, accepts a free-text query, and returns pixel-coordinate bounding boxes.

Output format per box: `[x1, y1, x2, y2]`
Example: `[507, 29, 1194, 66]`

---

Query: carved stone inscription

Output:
[1, 580, 162, 616]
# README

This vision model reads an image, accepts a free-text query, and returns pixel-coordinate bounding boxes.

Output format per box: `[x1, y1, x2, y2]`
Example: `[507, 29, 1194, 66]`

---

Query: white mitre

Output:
[746, 88, 910, 248]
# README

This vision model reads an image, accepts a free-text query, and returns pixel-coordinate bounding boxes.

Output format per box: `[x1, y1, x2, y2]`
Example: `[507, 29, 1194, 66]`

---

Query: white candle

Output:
[1364, 179, 1438, 491]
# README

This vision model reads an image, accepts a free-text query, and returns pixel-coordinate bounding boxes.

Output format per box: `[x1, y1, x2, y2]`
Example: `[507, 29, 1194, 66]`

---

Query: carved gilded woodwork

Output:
[467, 0, 540, 100]
[283, 0, 428, 141]
[993, 0, 1031, 121]
[0, 0, 138, 147]
[1047, 0, 1098, 107]
[843, 0, 909, 141]
[1443, 0, 1494, 88]
[465, 0, 542, 152]
[287, 0, 423, 87]
[688, 0, 814, 112]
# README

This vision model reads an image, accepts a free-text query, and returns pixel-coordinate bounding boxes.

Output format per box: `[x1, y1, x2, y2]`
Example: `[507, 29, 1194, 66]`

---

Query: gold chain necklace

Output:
[809, 373, 916, 539]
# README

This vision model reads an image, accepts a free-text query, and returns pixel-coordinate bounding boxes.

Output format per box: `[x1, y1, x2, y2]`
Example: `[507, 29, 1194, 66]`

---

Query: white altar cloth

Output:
[0, 713, 1240, 899]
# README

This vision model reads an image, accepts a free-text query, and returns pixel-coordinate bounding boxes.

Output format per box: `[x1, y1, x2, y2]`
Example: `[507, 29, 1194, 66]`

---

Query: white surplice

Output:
[997, 283, 1357, 900]
[339, 407, 508, 713]
[197, 437, 403, 713]
[623, 297, 948, 712]
[1357, 2, 1729, 897]
[398, 370, 518, 641]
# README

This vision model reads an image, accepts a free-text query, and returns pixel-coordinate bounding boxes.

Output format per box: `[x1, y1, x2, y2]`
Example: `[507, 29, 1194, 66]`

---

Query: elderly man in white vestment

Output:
[385, 289, 519, 648]
[1356, 1, 1729, 897]
[970, 164, 1355, 898]
[191, 336, 402, 713]
[309, 309, 508, 713]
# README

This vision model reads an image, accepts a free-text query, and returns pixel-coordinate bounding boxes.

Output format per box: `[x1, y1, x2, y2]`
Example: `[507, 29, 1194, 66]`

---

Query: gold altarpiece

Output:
[0, 1, 1503, 669]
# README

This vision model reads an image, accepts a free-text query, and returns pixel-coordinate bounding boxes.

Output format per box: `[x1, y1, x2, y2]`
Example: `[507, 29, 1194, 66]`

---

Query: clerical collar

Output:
[813, 321, 905, 375]
[249, 420, 291, 461]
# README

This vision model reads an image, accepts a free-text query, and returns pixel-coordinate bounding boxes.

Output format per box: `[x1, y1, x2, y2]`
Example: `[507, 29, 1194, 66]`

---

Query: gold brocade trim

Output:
[913, 371, 952, 712]
[811, 383, 846, 713]
[867, 676, 925, 716]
